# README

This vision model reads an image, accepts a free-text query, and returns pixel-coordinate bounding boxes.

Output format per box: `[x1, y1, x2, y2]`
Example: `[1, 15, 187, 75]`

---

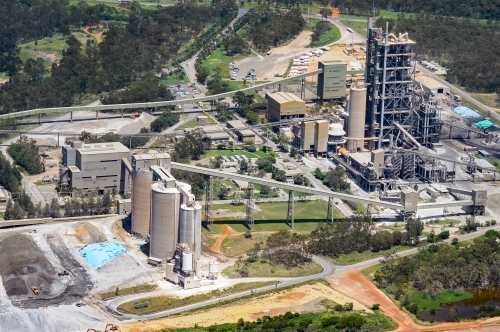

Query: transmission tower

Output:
[287, 190, 294, 228]
[205, 176, 214, 228]
[245, 183, 255, 231]
[327, 197, 334, 222]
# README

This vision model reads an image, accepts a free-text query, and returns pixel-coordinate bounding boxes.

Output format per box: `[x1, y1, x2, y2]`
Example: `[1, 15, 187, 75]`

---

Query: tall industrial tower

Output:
[365, 21, 416, 149]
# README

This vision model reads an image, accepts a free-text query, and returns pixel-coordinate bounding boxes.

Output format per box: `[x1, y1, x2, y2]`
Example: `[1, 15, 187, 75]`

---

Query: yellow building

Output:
[267, 92, 306, 121]
[301, 120, 329, 157]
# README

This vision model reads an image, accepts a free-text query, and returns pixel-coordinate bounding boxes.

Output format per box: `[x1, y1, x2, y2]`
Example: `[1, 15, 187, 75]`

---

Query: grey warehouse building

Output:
[60, 141, 131, 194]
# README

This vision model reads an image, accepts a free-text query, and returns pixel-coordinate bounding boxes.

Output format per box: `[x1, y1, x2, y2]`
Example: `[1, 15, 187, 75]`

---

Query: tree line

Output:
[0, 1, 236, 115]
[64, 190, 113, 217]
[376, 15, 500, 94]
[4, 194, 60, 220]
[7, 135, 45, 175]
[74, 130, 150, 149]
[0, 153, 21, 194]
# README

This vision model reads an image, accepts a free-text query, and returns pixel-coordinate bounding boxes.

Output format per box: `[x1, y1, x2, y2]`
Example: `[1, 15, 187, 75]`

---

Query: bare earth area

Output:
[120, 282, 369, 332]
[210, 224, 237, 253]
[328, 271, 500, 332]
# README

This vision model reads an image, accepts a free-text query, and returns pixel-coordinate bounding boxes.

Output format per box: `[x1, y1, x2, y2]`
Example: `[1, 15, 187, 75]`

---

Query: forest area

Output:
[375, 15, 500, 94]
[0, 0, 237, 116]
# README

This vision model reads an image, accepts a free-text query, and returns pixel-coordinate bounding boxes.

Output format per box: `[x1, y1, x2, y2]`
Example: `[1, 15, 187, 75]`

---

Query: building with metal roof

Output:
[267, 92, 306, 121]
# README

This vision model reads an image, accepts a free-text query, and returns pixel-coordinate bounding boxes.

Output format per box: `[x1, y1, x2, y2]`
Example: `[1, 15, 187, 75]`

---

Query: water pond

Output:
[419, 287, 500, 322]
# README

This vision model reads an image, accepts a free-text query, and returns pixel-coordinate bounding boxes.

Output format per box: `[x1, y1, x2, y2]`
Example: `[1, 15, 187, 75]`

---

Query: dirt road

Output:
[328, 271, 500, 332]
[210, 224, 236, 253]
[84, 27, 104, 44]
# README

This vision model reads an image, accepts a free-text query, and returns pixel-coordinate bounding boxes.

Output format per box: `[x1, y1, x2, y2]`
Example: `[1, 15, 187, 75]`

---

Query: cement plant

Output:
[1, 8, 500, 332]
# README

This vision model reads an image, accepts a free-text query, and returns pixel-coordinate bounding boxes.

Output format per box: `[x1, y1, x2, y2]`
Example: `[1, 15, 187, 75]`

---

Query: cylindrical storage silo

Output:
[347, 86, 367, 152]
[182, 252, 193, 272]
[179, 204, 195, 250]
[131, 170, 153, 237]
[209, 261, 219, 274]
[193, 203, 202, 259]
[149, 182, 180, 261]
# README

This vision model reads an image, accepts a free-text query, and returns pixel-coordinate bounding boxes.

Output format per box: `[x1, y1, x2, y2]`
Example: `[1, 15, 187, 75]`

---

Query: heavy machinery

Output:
[86, 329, 101, 332]
[105, 324, 119, 331]
[58, 270, 70, 276]
[130, 112, 140, 119]
[31, 286, 39, 295]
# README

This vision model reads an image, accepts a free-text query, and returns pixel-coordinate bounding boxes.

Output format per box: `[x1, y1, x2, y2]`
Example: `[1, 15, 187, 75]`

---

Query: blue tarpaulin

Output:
[78, 242, 126, 270]
[453, 106, 481, 118]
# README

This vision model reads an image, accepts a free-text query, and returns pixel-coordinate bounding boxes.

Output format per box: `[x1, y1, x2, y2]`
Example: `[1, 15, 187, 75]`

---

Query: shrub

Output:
[321, 315, 339, 327]
[451, 238, 459, 245]
[371, 303, 380, 310]
[408, 303, 419, 314]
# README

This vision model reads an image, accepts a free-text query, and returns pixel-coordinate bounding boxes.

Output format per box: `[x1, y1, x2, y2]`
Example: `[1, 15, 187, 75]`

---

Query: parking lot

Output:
[230, 63, 259, 81]
[169, 83, 203, 100]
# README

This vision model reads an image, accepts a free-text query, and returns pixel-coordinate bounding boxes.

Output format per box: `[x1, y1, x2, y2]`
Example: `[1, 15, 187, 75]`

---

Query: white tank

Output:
[182, 252, 193, 272]
[347, 86, 367, 152]
[131, 170, 152, 237]
[149, 182, 180, 260]
[179, 202, 202, 259]
[209, 261, 219, 274]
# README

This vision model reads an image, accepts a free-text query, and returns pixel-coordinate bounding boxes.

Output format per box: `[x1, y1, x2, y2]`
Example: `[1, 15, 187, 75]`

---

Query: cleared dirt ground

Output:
[328, 271, 500, 332]
[120, 282, 369, 332]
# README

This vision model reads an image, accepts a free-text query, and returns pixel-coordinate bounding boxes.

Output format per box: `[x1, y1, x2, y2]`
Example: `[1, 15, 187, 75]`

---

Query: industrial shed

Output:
[226, 120, 255, 143]
[266, 92, 305, 121]
[414, 75, 450, 95]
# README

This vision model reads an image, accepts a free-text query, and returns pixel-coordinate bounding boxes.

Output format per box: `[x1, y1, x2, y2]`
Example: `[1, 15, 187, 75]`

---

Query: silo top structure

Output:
[149, 182, 181, 261]
[347, 86, 367, 152]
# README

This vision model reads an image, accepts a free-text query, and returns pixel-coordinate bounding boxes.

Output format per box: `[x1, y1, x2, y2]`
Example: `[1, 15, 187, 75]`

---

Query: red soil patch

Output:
[328, 270, 500, 332]
[210, 224, 236, 253]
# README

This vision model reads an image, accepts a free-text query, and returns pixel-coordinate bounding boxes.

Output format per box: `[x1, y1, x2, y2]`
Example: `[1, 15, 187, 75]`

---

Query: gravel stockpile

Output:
[73, 222, 107, 244]
[118, 113, 155, 135]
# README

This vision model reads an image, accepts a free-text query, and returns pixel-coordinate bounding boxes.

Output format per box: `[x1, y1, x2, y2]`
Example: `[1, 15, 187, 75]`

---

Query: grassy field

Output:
[202, 224, 225, 235]
[339, 20, 367, 37]
[361, 264, 380, 280]
[98, 284, 158, 301]
[333, 245, 414, 265]
[226, 80, 268, 91]
[409, 289, 473, 313]
[214, 200, 340, 231]
[202, 148, 274, 160]
[221, 233, 270, 256]
[0, 72, 9, 80]
[306, 18, 341, 47]
[202, 47, 248, 78]
[177, 114, 217, 130]
[160, 70, 190, 85]
[470, 93, 500, 109]
[19, 32, 94, 64]
[426, 218, 460, 226]
[117, 281, 276, 315]
[222, 257, 323, 278]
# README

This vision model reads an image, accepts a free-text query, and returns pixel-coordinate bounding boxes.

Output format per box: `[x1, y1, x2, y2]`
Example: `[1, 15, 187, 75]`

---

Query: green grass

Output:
[117, 281, 276, 315]
[309, 20, 341, 47]
[221, 233, 270, 256]
[470, 93, 500, 109]
[426, 218, 460, 226]
[333, 245, 414, 265]
[0, 212, 4, 219]
[159, 71, 190, 85]
[222, 257, 323, 278]
[226, 80, 269, 90]
[202, 224, 225, 235]
[177, 114, 217, 130]
[98, 284, 158, 301]
[361, 265, 381, 280]
[339, 20, 368, 37]
[0, 72, 10, 80]
[409, 289, 473, 313]
[488, 159, 500, 170]
[19, 32, 94, 64]
[378, 10, 417, 19]
[221, 179, 238, 190]
[202, 148, 274, 160]
[202, 47, 248, 78]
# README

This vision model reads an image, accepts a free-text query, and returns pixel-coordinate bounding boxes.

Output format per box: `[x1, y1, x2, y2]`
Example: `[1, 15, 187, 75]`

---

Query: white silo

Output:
[347, 86, 367, 152]
[209, 261, 219, 275]
[131, 169, 152, 237]
[149, 182, 180, 261]
[182, 252, 193, 272]
[179, 202, 202, 259]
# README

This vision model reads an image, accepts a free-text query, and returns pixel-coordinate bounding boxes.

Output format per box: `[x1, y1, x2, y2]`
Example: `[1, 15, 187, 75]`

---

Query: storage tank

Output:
[209, 261, 219, 274]
[182, 252, 193, 272]
[179, 202, 202, 259]
[149, 182, 180, 260]
[131, 169, 153, 237]
[347, 86, 367, 152]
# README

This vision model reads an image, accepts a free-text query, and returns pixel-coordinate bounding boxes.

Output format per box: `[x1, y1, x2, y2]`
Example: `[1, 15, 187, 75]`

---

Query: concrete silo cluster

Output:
[131, 153, 203, 289]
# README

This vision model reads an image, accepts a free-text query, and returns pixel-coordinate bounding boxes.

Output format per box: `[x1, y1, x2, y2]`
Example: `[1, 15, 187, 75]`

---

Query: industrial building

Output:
[59, 141, 131, 194]
[414, 75, 450, 95]
[317, 60, 348, 100]
[295, 119, 329, 157]
[226, 120, 255, 142]
[267, 92, 306, 121]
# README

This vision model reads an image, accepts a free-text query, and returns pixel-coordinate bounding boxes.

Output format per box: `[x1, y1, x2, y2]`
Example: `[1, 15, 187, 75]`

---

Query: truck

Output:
[130, 112, 140, 119]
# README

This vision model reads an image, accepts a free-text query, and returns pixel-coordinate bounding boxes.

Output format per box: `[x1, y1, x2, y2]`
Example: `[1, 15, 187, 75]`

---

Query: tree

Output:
[239, 159, 249, 173]
[215, 102, 232, 122]
[260, 185, 271, 196]
[218, 186, 229, 200]
[273, 170, 286, 182]
[293, 174, 304, 185]
[323, 167, 350, 192]
[290, 147, 297, 158]
[232, 192, 243, 205]
[195, 65, 210, 84]
[210, 156, 224, 169]
[406, 218, 424, 243]
[319, 8, 333, 19]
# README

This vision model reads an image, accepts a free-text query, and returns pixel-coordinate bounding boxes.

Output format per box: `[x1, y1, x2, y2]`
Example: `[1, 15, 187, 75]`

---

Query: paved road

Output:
[105, 255, 335, 320]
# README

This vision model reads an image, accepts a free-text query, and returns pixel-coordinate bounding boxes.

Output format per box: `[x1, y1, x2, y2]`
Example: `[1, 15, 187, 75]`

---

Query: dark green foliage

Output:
[485, 230, 500, 238]
[311, 20, 331, 42]
[170, 169, 206, 199]
[223, 34, 250, 56]
[371, 303, 380, 310]
[462, 216, 480, 233]
[150, 110, 179, 133]
[4, 191, 36, 220]
[0, 153, 19, 193]
[322, 167, 350, 192]
[263, 231, 311, 268]
[172, 129, 210, 162]
[246, 6, 305, 51]
[64, 191, 112, 217]
[101, 74, 172, 105]
[75, 128, 151, 149]
[7, 136, 44, 175]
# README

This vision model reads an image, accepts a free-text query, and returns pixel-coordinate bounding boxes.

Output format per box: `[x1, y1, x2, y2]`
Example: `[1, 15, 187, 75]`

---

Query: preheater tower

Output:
[150, 182, 180, 260]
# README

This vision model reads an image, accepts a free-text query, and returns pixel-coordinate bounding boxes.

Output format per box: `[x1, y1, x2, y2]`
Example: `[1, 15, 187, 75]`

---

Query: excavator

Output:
[86, 324, 118, 332]
[58, 270, 70, 277]
[31, 286, 39, 295]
